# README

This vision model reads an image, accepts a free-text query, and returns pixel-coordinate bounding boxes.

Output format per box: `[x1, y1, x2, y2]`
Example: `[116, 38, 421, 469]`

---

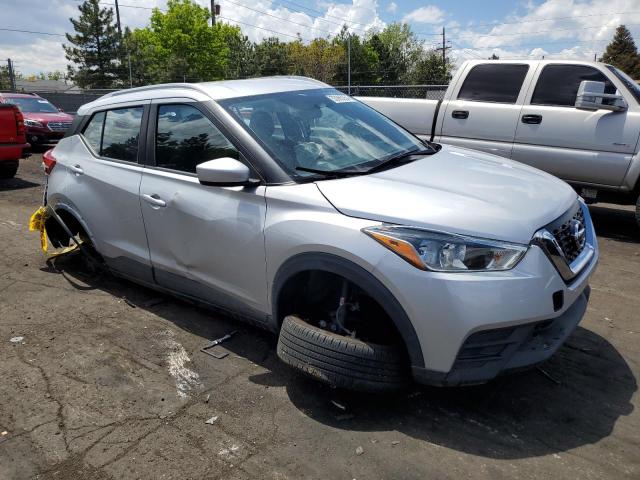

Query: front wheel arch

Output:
[271, 252, 425, 369]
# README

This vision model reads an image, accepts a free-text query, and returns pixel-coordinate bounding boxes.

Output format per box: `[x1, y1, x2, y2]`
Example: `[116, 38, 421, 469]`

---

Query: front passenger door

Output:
[139, 102, 268, 320]
[513, 64, 640, 186]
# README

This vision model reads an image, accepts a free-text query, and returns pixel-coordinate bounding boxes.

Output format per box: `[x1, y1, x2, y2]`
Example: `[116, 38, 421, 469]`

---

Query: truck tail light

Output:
[13, 106, 25, 137]
[43, 149, 57, 175]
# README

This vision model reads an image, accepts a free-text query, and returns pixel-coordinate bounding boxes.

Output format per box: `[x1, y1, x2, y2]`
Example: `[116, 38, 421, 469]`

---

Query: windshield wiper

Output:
[364, 148, 434, 174]
[295, 166, 366, 178]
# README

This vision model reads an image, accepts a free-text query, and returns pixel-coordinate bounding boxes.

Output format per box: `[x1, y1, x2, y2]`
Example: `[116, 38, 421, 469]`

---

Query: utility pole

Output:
[442, 26, 446, 65]
[347, 33, 351, 95]
[211, 0, 216, 26]
[128, 53, 132, 88]
[114, 0, 122, 37]
[7, 58, 16, 91]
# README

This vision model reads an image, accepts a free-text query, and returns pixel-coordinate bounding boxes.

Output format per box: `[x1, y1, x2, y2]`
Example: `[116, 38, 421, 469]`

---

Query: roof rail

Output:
[100, 83, 210, 99]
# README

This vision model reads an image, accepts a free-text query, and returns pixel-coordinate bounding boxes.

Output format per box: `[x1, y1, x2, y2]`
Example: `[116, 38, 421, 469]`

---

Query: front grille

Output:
[551, 207, 585, 263]
[47, 122, 72, 132]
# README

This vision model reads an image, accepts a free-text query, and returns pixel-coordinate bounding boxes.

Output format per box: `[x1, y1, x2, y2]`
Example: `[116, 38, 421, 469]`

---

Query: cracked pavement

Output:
[0, 153, 638, 479]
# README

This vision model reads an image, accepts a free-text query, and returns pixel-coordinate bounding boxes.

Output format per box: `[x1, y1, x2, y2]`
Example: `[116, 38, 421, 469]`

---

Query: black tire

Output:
[0, 162, 18, 179]
[277, 315, 409, 392]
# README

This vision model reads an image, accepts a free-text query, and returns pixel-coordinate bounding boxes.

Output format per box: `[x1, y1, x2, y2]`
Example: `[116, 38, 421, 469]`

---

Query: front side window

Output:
[220, 88, 428, 180]
[531, 65, 617, 106]
[155, 104, 239, 173]
[457, 64, 529, 103]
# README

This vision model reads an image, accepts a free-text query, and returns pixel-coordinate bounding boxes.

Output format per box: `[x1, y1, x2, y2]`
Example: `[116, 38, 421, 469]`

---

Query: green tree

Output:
[63, 0, 121, 88]
[332, 27, 378, 85]
[130, 0, 230, 83]
[409, 49, 452, 84]
[0, 65, 11, 90]
[600, 25, 640, 78]
[255, 37, 290, 76]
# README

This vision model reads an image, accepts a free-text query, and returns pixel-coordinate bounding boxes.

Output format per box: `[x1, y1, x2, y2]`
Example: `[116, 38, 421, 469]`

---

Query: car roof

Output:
[0, 92, 42, 98]
[77, 76, 330, 115]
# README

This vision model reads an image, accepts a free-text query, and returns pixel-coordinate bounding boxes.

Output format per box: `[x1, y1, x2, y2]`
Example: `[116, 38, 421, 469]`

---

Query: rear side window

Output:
[82, 111, 105, 153]
[155, 104, 238, 173]
[531, 65, 617, 106]
[102, 107, 143, 161]
[458, 64, 529, 103]
[82, 106, 143, 162]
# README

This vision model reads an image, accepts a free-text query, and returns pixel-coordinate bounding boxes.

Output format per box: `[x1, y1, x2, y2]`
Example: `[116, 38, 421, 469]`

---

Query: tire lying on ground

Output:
[277, 315, 409, 392]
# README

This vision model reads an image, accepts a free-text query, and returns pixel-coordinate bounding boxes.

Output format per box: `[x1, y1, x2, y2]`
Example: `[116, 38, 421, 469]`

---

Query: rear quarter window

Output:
[457, 64, 530, 103]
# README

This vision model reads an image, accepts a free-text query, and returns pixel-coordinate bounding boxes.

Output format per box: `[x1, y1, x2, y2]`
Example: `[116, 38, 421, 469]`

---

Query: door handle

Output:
[142, 194, 166, 208]
[451, 110, 469, 119]
[521, 114, 543, 124]
[69, 165, 84, 175]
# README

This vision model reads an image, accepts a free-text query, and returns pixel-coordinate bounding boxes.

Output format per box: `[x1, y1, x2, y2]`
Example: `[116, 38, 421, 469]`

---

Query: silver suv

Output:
[44, 77, 598, 391]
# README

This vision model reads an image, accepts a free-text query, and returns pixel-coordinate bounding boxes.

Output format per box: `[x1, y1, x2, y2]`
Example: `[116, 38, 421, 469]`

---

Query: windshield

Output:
[606, 65, 640, 103]
[5, 97, 59, 113]
[219, 88, 430, 180]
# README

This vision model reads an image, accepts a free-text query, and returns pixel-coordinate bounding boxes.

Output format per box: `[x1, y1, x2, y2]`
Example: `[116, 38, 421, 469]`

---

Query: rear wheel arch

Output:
[271, 252, 425, 369]
[44, 203, 96, 249]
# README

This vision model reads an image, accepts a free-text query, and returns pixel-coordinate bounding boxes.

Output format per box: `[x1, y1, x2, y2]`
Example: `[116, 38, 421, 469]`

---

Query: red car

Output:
[0, 93, 74, 145]
[0, 103, 30, 179]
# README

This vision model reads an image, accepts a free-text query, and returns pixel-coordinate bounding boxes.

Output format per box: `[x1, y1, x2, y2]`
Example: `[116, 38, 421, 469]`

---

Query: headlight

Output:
[363, 226, 528, 272]
[24, 119, 43, 127]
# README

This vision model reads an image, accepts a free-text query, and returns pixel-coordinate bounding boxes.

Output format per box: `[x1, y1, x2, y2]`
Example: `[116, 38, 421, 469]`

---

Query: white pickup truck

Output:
[360, 60, 640, 226]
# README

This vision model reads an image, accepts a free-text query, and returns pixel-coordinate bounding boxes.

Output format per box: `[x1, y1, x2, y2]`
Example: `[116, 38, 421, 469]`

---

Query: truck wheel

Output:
[277, 315, 409, 392]
[0, 162, 18, 179]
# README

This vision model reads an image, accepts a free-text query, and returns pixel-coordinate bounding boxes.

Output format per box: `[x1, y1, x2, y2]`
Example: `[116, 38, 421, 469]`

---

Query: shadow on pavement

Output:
[43, 248, 636, 461]
[589, 204, 639, 244]
[0, 176, 40, 191]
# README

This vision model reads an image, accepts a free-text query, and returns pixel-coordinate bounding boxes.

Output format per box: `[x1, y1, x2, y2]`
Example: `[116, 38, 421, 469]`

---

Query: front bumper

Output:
[371, 202, 598, 385]
[412, 287, 589, 386]
[26, 127, 65, 144]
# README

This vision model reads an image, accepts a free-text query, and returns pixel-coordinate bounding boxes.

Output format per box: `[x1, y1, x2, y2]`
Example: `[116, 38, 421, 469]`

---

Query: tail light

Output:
[43, 149, 57, 175]
[13, 106, 25, 137]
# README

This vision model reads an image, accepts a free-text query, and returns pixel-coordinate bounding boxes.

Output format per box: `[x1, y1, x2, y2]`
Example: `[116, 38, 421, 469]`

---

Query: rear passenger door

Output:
[440, 63, 533, 158]
[139, 101, 268, 320]
[513, 64, 640, 186]
[74, 102, 153, 282]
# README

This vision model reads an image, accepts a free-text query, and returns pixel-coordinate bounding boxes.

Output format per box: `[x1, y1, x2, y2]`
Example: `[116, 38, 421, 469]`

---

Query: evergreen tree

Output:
[63, 0, 121, 88]
[600, 25, 640, 78]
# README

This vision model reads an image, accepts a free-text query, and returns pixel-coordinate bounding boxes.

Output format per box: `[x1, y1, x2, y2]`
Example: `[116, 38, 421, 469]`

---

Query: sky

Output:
[1, 0, 640, 77]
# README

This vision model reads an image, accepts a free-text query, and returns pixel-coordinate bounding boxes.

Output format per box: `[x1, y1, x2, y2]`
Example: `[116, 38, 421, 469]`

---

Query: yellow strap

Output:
[29, 206, 48, 253]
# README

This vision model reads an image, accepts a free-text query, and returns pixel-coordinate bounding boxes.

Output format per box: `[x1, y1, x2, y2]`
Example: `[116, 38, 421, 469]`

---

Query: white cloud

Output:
[386, 2, 397, 14]
[402, 5, 446, 25]
[450, 0, 640, 63]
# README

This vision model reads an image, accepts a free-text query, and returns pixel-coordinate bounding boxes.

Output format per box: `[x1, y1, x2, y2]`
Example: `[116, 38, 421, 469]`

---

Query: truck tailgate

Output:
[357, 96, 438, 137]
[0, 104, 19, 141]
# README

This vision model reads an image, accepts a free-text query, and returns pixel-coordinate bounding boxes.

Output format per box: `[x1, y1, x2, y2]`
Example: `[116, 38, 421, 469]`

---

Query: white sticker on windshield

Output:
[326, 94, 355, 104]
[37, 100, 48, 103]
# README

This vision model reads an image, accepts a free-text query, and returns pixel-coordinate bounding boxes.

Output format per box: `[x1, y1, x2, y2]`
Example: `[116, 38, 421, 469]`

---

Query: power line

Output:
[449, 22, 640, 40]
[0, 27, 65, 36]
[463, 10, 640, 29]
[221, 0, 335, 37]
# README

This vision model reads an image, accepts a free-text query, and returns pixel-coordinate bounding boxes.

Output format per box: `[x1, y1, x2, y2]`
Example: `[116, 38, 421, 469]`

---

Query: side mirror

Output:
[575, 80, 628, 112]
[196, 157, 257, 187]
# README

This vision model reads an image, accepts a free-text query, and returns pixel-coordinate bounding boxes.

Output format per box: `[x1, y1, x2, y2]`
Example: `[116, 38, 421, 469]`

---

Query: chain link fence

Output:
[334, 85, 448, 100]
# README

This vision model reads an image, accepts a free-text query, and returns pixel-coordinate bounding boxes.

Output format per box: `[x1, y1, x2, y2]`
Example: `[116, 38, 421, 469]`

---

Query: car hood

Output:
[24, 112, 74, 123]
[316, 145, 577, 244]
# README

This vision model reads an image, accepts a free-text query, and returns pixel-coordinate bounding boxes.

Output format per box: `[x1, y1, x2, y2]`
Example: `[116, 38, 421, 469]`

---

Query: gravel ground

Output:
[0, 153, 638, 480]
